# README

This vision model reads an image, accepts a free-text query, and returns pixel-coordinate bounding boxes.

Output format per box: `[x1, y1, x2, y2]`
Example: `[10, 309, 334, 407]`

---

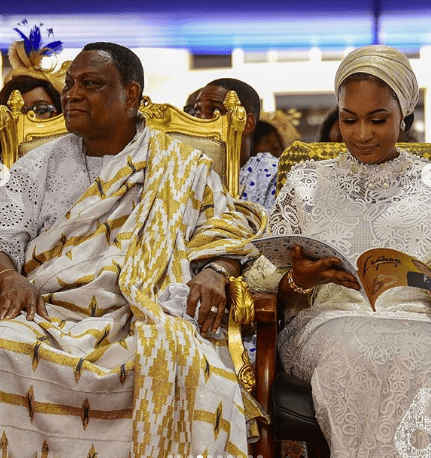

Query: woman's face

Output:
[22, 87, 57, 119]
[338, 79, 403, 164]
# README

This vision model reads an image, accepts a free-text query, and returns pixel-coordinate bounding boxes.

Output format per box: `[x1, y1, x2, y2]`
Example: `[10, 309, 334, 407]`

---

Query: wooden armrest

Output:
[253, 292, 277, 323]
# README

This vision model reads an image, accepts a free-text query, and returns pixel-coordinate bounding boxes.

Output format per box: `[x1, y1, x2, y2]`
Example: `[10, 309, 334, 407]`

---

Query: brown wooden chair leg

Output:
[253, 293, 277, 458]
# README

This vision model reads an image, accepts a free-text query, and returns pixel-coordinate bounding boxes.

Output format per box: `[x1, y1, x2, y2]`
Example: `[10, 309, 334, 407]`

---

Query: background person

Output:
[252, 110, 301, 158]
[183, 87, 202, 115]
[194, 78, 278, 210]
[317, 105, 343, 142]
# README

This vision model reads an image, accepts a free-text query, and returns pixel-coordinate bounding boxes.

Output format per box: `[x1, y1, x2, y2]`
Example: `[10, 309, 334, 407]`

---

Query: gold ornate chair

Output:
[139, 93, 261, 397]
[139, 91, 246, 197]
[1, 89, 246, 200]
[252, 140, 431, 458]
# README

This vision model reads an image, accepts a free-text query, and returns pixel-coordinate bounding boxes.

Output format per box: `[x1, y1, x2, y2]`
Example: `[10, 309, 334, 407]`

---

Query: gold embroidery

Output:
[87, 444, 98, 458]
[41, 440, 49, 458]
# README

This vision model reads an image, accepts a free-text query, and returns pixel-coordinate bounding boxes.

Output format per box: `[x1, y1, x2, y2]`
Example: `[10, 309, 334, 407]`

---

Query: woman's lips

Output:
[354, 144, 378, 154]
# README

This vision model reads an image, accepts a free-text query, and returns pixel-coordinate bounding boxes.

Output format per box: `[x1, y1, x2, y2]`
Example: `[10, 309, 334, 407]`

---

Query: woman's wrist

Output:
[286, 268, 313, 294]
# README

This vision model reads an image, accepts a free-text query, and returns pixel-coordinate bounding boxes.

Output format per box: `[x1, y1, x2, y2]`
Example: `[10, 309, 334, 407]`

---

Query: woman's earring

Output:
[400, 120, 406, 131]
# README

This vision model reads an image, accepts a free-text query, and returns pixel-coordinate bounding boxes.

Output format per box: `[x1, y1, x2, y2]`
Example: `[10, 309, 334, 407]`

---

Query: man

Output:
[0, 43, 265, 457]
[194, 78, 278, 210]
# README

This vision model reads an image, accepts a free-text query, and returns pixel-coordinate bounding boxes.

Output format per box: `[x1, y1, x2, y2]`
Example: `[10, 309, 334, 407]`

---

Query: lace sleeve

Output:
[270, 160, 318, 235]
[0, 151, 50, 270]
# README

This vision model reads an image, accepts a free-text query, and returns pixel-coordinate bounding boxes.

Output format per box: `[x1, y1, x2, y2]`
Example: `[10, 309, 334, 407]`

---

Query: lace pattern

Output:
[0, 135, 104, 270]
[272, 150, 431, 457]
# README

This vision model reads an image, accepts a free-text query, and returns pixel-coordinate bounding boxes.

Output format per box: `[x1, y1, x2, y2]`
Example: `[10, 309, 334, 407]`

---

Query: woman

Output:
[0, 75, 62, 119]
[271, 45, 431, 457]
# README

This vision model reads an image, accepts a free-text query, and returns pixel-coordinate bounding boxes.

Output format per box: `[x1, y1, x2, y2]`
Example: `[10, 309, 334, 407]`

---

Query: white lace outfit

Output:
[270, 148, 431, 457]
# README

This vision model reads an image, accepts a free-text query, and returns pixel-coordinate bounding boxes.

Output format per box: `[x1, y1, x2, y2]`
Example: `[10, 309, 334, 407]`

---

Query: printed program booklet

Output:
[252, 234, 431, 311]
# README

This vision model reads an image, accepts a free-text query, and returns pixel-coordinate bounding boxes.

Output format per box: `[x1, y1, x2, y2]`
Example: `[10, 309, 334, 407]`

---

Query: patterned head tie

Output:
[334, 45, 419, 117]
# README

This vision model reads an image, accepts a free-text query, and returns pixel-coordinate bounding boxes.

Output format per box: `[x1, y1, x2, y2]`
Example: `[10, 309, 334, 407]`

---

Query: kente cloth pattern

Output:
[271, 150, 431, 457]
[0, 125, 266, 457]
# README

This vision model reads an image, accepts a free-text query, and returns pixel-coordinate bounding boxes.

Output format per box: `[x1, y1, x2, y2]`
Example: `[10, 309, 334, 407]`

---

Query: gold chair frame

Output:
[1, 90, 246, 199]
[139, 91, 246, 197]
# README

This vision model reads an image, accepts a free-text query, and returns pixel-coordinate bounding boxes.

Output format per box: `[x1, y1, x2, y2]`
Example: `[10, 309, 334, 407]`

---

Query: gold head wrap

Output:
[334, 45, 419, 117]
[4, 23, 70, 94]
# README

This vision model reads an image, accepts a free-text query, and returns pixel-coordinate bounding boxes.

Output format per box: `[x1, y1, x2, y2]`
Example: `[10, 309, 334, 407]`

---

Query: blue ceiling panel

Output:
[1, 1, 431, 52]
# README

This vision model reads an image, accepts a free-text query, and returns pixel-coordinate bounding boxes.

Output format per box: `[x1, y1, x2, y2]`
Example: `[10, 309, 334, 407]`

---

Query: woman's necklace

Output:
[336, 150, 413, 189]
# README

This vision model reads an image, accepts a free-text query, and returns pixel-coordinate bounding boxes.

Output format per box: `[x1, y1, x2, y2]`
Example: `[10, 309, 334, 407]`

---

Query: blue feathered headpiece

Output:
[5, 20, 69, 93]
[13, 20, 63, 57]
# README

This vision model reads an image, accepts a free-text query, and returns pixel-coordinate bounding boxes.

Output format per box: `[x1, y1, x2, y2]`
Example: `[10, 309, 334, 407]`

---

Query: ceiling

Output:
[1, 0, 431, 53]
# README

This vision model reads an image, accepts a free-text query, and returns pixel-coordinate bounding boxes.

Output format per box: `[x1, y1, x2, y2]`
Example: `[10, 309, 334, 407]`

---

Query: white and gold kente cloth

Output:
[0, 124, 266, 457]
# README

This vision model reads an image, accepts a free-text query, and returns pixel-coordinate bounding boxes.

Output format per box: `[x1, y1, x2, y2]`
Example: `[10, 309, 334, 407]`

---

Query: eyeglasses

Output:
[22, 103, 57, 119]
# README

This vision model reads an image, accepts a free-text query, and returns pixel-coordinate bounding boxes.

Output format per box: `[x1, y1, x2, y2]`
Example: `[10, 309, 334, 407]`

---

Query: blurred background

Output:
[2, 0, 431, 141]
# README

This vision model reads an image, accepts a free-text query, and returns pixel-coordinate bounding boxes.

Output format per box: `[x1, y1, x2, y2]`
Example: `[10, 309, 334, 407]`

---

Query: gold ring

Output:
[210, 306, 218, 314]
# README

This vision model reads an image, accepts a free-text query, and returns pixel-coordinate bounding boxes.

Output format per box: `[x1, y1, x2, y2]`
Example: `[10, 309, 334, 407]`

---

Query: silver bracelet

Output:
[203, 262, 231, 282]
[286, 268, 313, 294]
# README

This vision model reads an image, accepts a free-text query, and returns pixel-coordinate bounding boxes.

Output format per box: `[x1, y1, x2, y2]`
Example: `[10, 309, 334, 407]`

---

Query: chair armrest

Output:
[254, 292, 277, 323]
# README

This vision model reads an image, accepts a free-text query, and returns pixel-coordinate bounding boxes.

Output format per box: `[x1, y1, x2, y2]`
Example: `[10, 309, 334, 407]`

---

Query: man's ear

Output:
[244, 112, 257, 135]
[126, 82, 142, 109]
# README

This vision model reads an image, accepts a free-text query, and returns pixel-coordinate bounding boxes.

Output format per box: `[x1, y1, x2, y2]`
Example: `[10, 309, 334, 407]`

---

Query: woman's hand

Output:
[281, 244, 361, 293]
[0, 270, 49, 321]
[186, 268, 228, 338]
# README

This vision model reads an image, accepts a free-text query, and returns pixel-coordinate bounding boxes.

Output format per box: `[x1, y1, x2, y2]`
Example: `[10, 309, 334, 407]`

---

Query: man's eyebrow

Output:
[66, 71, 102, 78]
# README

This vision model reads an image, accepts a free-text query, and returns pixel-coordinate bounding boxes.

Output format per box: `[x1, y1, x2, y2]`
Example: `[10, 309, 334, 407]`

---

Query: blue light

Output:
[0, 9, 431, 52]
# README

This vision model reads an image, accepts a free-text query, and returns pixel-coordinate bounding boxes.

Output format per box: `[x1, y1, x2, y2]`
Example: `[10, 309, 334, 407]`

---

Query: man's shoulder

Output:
[12, 133, 80, 169]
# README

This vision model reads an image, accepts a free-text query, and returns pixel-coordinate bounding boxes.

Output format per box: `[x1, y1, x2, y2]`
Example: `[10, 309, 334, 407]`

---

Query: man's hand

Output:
[186, 268, 228, 337]
[0, 270, 49, 321]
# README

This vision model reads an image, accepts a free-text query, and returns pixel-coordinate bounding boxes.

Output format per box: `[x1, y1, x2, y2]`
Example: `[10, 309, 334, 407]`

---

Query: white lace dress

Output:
[271, 149, 431, 458]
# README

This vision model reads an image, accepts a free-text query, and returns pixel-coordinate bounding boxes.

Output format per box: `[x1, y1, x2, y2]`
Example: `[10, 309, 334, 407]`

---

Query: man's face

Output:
[193, 85, 228, 119]
[61, 50, 130, 139]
